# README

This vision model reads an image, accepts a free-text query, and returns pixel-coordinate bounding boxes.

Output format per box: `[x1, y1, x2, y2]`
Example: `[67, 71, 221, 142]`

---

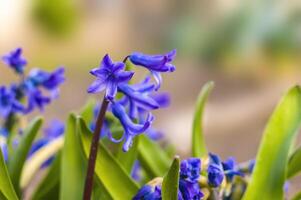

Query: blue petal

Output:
[87, 78, 107, 94]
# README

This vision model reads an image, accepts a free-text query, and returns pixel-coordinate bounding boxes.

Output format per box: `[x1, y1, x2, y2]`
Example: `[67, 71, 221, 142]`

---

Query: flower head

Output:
[2, 48, 27, 74]
[25, 89, 51, 113]
[180, 158, 201, 183]
[129, 50, 176, 89]
[179, 180, 203, 200]
[0, 86, 24, 117]
[222, 157, 243, 181]
[87, 54, 134, 100]
[207, 153, 224, 187]
[133, 185, 161, 200]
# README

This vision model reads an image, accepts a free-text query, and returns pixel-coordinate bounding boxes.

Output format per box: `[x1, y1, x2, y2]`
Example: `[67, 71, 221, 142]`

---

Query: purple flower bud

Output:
[179, 180, 203, 200]
[2, 48, 27, 74]
[222, 157, 244, 181]
[87, 54, 134, 101]
[180, 158, 201, 183]
[25, 89, 51, 113]
[133, 185, 161, 200]
[0, 86, 24, 117]
[207, 153, 224, 187]
[129, 50, 176, 90]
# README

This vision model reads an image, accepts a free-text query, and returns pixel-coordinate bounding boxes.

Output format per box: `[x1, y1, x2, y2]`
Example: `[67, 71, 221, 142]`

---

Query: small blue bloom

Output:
[129, 50, 176, 89]
[0, 86, 24, 117]
[111, 102, 153, 152]
[179, 180, 203, 200]
[207, 153, 224, 187]
[25, 89, 51, 113]
[87, 54, 134, 100]
[133, 185, 161, 200]
[2, 48, 27, 74]
[180, 158, 201, 183]
[27, 67, 65, 90]
[222, 157, 243, 181]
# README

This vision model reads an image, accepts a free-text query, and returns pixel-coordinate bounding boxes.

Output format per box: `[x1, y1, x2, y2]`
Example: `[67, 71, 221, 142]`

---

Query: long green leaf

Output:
[117, 136, 139, 174]
[287, 145, 301, 179]
[243, 86, 301, 200]
[60, 114, 86, 200]
[31, 152, 61, 200]
[138, 135, 171, 178]
[162, 156, 180, 200]
[192, 81, 214, 157]
[77, 117, 139, 199]
[8, 117, 43, 194]
[0, 148, 18, 200]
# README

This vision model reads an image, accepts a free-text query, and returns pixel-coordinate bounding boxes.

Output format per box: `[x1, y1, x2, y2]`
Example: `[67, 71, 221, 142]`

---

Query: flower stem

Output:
[83, 97, 110, 200]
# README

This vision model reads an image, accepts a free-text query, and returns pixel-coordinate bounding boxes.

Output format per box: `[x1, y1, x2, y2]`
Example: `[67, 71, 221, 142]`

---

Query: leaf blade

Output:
[243, 86, 301, 200]
[192, 81, 214, 157]
[287, 145, 301, 179]
[162, 156, 180, 200]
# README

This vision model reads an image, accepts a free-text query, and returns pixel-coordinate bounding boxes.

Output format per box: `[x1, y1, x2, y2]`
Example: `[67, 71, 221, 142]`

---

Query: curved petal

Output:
[152, 71, 162, 91]
[107, 129, 124, 143]
[122, 134, 134, 152]
[105, 81, 117, 100]
[101, 54, 113, 68]
[116, 71, 134, 83]
[87, 79, 106, 93]
[112, 62, 125, 72]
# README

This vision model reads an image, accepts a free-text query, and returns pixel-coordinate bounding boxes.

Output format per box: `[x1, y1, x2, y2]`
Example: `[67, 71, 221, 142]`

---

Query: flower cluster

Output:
[87, 50, 176, 151]
[133, 154, 255, 200]
[0, 48, 65, 119]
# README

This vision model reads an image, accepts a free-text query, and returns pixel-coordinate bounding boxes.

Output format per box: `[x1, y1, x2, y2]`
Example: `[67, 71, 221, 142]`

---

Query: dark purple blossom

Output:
[111, 102, 153, 152]
[207, 153, 224, 187]
[2, 48, 27, 74]
[180, 158, 201, 183]
[133, 185, 161, 200]
[25, 89, 51, 113]
[87, 54, 134, 100]
[129, 50, 176, 89]
[179, 180, 203, 200]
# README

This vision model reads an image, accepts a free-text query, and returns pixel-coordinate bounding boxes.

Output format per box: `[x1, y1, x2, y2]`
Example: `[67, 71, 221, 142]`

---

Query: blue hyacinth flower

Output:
[129, 49, 176, 90]
[2, 48, 27, 74]
[27, 67, 65, 90]
[222, 157, 244, 181]
[180, 158, 201, 183]
[133, 185, 161, 200]
[179, 180, 204, 200]
[87, 54, 134, 101]
[207, 153, 224, 187]
[111, 102, 154, 152]
[0, 86, 24, 117]
[25, 89, 51, 113]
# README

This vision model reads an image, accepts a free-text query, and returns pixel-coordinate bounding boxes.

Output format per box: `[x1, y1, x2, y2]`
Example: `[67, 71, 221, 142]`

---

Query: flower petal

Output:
[87, 79, 107, 93]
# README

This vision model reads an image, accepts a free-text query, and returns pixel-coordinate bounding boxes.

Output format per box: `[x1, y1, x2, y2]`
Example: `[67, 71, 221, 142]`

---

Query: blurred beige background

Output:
[1, 1, 301, 192]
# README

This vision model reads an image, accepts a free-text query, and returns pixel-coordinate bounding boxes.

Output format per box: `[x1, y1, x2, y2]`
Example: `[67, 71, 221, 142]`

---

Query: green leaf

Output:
[31, 152, 61, 200]
[117, 136, 140, 174]
[60, 114, 86, 200]
[287, 145, 301, 179]
[80, 99, 96, 125]
[138, 135, 171, 178]
[192, 81, 214, 157]
[162, 156, 180, 200]
[0, 148, 18, 200]
[292, 190, 301, 200]
[243, 86, 301, 200]
[8, 117, 43, 194]
[77, 117, 139, 199]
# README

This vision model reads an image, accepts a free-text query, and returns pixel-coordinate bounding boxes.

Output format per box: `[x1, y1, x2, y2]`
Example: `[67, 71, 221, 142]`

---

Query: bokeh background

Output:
[0, 0, 301, 195]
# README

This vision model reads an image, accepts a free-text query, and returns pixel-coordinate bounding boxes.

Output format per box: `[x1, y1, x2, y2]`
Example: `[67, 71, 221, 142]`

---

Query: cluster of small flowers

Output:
[0, 48, 65, 118]
[0, 48, 65, 163]
[87, 50, 176, 151]
[133, 153, 255, 200]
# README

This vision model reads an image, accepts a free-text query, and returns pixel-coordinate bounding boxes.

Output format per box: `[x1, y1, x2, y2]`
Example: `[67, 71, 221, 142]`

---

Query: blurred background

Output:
[0, 0, 301, 194]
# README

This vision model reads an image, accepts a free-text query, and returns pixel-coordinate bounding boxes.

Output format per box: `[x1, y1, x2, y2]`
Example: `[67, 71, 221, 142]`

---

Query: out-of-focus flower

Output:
[133, 185, 162, 200]
[27, 67, 65, 90]
[179, 180, 203, 200]
[207, 153, 224, 187]
[2, 48, 27, 74]
[222, 157, 243, 181]
[129, 50, 176, 89]
[25, 89, 51, 113]
[0, 86, 24, 117]
[87, 54, 134, 100]
[111, 102, 153, 152]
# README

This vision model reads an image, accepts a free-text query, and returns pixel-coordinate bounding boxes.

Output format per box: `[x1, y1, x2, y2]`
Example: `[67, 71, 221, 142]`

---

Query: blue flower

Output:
[2, 48, 27, 74]
[133, 185, 161, 200]
[25, 89, 51, 113]
[0, 86, 24, 117]
[87, 54, 134, 100]
[129, 50, 176, 89]
[180, 158, 201, 183]
[207, 153, 224, 187]
[111, 102, 153, 152]
[222, 157, 243, 181]
[118, 83, 159, 119]
[27, 67, 65, 90]
[179, 180, 203, 200]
